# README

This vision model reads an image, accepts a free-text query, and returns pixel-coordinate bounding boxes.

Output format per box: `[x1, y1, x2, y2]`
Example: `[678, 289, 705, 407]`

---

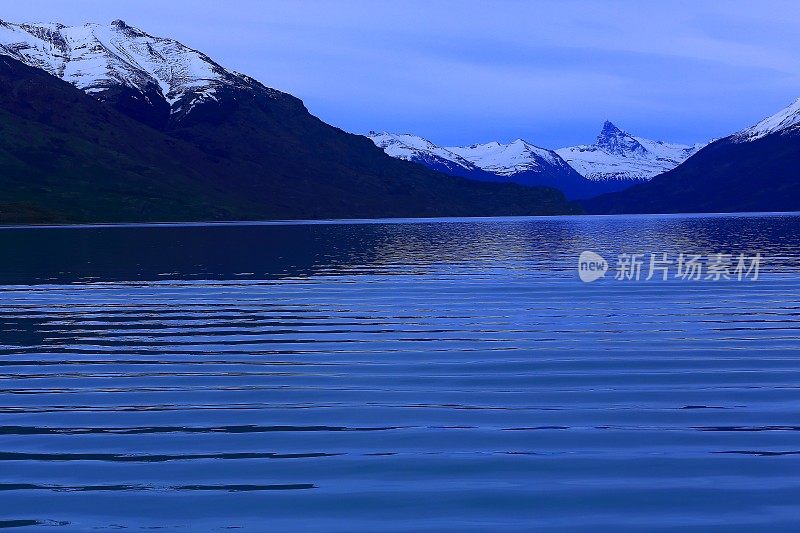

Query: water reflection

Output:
[1, 214, 800, 529]
[1, 213, 798, 284]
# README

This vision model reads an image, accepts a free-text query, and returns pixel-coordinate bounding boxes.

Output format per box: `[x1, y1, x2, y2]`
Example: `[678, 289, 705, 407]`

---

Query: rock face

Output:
[0, 20, 580, 223]
[584, 99, 800, 215]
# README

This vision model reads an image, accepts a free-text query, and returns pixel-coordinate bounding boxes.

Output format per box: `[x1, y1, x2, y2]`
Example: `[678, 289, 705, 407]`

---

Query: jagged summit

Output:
[108, 19, 149, 36]
[556, 122, 703, 182]
[594, 121, 646, 156]
[599, 120, 622, 136]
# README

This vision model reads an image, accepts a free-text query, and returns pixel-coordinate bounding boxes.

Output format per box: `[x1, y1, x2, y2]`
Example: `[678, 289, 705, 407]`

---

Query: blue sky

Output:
[3, 0, 800, 148]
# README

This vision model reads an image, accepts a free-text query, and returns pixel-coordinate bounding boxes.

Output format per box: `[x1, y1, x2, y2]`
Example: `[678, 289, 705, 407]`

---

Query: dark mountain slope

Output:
[0, 56, 578, 223]
[0, 56, 263, 223]
[584, 134, 800, 214]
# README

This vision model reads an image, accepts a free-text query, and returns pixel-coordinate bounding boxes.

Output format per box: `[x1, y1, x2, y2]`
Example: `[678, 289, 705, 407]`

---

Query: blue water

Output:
[1, 213, 799, 531]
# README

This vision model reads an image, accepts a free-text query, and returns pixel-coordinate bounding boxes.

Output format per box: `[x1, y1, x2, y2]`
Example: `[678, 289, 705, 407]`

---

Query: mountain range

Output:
[555, 121, 704, 182]
[0, 19, 577, 223]
[370, 123, 703, 199]
[368, 133, 599, 199]
[585, 98, 800, 214]
[0, 18, 798, 221]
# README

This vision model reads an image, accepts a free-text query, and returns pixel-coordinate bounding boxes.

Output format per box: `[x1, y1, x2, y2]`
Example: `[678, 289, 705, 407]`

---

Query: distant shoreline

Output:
[2, 210, 798, 231]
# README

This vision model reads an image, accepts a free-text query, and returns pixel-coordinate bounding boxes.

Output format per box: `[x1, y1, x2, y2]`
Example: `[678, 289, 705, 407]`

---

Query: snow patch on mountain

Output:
[367, 132, 479, 173]
[732, 98, 800, 142]
[0, 19, 272, 117]
[446, 139, 565, 176]
[368, 133, 579, 180]
[368, 132, 611, 199]
[556, 121, 703, 181]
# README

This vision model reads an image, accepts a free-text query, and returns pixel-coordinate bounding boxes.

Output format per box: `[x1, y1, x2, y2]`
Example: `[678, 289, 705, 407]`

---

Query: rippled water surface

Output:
[1, 213, 800, 531]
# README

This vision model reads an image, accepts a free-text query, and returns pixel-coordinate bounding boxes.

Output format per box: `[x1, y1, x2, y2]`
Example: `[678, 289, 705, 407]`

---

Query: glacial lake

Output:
[1, 213, 799, 530]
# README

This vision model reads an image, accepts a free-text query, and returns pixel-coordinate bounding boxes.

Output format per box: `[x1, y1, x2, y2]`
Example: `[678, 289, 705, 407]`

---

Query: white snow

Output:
[446, 139, 563, 176]
[368, 133, 572, 177]
[0, 19, 263, 115]
[367, 132, 478, 172]
[732, 98, 800, 142]
[370, 125, 699, 183]
[556, 122, 703, 181]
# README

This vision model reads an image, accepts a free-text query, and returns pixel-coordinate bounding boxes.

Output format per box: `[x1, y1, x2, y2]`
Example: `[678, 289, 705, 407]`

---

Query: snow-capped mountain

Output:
[370, 124, 707, 199]
[556, 121, 703, 182]
[446, 139, 572, 177]
[367, 132, 487, 179]
[0, 19, 277, 126]
[368, 133, 604, 199]
[585, 97, 800, 215]
[732, 98, 800, 142]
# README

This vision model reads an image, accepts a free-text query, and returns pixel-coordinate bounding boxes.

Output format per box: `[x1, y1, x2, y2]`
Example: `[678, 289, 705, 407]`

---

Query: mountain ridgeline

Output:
[0, 20, 578, 223]
[370, 124, 703, 200]
[368, 133, 599, 200]
[555, 121, 703, 183]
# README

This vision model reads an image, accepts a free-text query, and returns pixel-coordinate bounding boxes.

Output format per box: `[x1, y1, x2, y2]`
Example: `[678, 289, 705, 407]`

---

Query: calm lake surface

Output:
[1, 213, 799, 531]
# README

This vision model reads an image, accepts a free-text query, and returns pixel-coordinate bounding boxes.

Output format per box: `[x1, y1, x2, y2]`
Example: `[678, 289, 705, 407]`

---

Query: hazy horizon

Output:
[2, 0, 799, 148]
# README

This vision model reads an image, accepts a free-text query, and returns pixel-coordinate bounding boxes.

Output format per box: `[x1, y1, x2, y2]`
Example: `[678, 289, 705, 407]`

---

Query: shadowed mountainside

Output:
[0, 55, 578, 223]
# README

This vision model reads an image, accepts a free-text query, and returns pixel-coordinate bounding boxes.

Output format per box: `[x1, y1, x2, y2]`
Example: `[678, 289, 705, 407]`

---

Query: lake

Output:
[1, 213, 799, 531]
